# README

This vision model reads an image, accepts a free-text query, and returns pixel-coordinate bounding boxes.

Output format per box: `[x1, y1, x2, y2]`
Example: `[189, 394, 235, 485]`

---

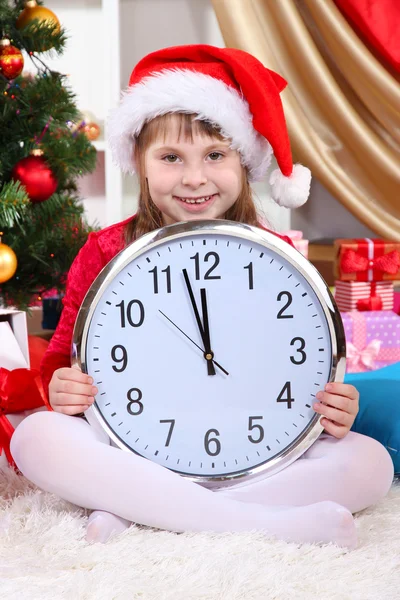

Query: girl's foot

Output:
[268, 500, 358, 549]
[85, 510, 131, 543]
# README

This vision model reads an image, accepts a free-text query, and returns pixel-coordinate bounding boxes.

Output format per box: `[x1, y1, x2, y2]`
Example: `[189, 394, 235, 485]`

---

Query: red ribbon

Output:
[341, 249, 400, 276]
[0, 368, 46, 468]
[355, 281, 383, 311]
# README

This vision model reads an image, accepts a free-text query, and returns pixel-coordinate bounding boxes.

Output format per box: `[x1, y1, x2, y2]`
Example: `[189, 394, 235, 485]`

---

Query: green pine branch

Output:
[0, 0, 99, 309]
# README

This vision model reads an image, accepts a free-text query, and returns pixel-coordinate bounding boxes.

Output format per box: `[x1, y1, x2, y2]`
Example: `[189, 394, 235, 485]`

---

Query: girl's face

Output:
[144, 115, 243, 225]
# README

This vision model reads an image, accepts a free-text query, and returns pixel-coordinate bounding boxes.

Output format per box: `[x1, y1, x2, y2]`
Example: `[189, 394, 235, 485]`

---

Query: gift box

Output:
[342, 311, 400, 373]
[282, 230, 309, 258]
[334, 238, 400, 282]
[0, 309, 30, 369]
[0, 309, 46, 468]
[335, 280, 394, 312]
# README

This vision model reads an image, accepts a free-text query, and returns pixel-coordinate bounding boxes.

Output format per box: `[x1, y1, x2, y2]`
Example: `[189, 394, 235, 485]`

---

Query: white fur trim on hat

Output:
[269, 164, 311, 208]
[107, 69, 272, 182]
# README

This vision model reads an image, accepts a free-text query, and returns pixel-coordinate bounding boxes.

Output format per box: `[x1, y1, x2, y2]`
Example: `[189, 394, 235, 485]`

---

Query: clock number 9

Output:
[116, 300, 145, 328]
[126, 388, 144, 416]
[277, 291, 293, 319]
[111, 344, 128, 372]
[290, 337, 307, 365]
[204, 428, 221, 456]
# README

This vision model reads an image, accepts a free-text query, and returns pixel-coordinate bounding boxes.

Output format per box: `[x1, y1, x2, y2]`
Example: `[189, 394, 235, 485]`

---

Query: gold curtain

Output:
[211, 0, 400, 239]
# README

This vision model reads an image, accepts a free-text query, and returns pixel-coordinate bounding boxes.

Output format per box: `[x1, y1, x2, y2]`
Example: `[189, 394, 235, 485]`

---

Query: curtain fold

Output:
[211, 0, 400, 239]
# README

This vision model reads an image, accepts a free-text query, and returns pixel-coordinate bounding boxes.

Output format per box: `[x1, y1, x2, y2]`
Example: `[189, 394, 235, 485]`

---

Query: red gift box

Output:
[342, 311, 400, 373]
[334, 280, 394, 312]
[334, 238, 400, 282]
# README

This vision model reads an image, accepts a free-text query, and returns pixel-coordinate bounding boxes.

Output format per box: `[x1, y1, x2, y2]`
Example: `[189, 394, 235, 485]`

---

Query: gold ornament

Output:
[0, 239, 17, 284]
[83, 122, 101, 141]
[16, 1, 60, 49]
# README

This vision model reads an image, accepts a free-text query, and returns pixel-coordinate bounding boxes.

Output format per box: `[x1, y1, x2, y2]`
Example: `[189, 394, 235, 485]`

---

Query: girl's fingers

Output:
[325, 382, 359, 400]
[53, 392, 96, 407]
[314, 402, 352, 426]
[319, 418, 348, 439]
[54, 381, 97, 399]
[56, 367, 93, 385]
[316, 391, 358, 415]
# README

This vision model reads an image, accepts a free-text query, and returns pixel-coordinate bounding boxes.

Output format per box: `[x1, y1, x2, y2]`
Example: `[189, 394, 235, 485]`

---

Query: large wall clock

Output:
[73, 220, 346, 489]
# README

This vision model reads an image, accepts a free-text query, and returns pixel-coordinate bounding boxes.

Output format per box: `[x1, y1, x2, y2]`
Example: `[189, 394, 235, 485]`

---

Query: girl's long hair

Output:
[124, 113, 261, 244]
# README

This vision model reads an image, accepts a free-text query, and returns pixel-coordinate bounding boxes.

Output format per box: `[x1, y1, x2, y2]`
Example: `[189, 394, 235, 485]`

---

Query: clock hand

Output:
[158, 310, 229, 376]
[182, 269, 216, 376]
[200, 287, 215, 376]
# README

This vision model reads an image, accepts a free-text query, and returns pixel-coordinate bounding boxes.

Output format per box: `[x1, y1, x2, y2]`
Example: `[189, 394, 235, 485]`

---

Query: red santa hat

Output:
[108, 44, 311, 208]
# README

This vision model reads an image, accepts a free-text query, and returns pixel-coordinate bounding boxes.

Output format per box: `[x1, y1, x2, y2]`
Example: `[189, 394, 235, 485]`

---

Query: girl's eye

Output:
[208, 152, 223, 161]
[163, 154, 179, 163]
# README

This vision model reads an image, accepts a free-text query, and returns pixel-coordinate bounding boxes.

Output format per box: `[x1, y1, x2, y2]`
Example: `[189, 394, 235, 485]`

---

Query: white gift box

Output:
[0, 309, 30, 370]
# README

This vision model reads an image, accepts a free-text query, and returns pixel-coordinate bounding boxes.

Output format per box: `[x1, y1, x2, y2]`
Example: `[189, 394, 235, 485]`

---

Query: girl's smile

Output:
[173, 192, 219, 212]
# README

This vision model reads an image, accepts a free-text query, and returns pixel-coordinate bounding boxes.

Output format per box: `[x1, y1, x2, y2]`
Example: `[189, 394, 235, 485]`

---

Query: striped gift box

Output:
[334, 280, 394, 312]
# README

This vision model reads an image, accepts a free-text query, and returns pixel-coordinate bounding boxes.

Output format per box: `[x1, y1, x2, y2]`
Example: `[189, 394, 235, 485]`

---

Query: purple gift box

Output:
[342, 310, 400, 373]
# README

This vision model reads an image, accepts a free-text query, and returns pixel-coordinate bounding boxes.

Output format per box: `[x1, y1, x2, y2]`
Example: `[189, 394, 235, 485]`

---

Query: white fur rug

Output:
[1, 469, 400, 600]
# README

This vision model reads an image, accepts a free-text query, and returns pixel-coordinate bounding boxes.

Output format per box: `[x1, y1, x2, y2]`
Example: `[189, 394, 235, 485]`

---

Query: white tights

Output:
[9, 411, 394, 548]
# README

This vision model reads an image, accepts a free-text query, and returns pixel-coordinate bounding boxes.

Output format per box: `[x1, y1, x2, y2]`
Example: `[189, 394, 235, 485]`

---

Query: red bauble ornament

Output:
[0, 39, 24, 80]
[12, 153, 58, 203]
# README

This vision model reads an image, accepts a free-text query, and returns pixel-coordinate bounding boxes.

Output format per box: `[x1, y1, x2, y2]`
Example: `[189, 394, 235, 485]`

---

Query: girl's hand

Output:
[49, 366, 98, 415]
[313, 382, 359, 439]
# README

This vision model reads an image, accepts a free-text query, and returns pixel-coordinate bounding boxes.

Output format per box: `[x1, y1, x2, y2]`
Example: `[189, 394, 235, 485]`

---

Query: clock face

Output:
[74, 221, 345, 488]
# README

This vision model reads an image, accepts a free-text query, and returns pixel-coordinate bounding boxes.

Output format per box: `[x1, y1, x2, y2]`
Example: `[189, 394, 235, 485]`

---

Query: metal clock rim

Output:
[72, 219, 346, 489]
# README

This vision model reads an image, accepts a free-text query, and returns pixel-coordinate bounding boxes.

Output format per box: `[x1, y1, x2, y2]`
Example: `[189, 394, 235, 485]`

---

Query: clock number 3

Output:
[290, 337, 307, 365]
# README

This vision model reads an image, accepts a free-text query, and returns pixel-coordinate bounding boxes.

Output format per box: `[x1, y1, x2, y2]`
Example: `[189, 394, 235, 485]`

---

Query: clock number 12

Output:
[190, 252, 221, 280]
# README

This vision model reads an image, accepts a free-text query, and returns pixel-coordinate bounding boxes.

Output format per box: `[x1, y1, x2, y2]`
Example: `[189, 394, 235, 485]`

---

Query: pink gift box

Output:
[282, 230, 309, 258]
[342, 310, 400, 373]
[335, 280, 394, 312]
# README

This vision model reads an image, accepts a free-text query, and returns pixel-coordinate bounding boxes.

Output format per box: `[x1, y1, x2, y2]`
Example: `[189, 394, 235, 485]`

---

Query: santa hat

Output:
[108, 44, 311, 208]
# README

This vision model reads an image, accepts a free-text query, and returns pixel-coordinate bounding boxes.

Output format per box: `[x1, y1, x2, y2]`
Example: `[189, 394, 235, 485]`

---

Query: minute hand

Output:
[182, 269, 216, 376]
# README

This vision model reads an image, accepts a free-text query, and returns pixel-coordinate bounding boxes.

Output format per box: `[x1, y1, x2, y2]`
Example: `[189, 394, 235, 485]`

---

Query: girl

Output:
[10, 45, 393, 548]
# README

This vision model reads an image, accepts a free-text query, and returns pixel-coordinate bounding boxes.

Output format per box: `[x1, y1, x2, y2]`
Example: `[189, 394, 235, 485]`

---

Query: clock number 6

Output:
[205, 429, 221, 456]
[290, 337, 307, 365]
[126, 388, 144, 416]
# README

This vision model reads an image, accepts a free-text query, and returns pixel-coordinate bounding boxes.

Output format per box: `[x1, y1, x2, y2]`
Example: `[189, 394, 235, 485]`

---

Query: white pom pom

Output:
[269, 164, 311, 208]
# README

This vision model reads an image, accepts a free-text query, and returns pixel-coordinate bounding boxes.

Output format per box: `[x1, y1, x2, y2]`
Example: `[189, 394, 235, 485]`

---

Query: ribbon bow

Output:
[341, 249, 400, 275]
[0, 368, 46, 468]
[347, 339, 382, 371]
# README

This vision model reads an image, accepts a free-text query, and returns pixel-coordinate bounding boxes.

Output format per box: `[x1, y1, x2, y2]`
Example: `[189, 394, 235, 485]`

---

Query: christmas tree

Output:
[0, 0, 97, 309]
